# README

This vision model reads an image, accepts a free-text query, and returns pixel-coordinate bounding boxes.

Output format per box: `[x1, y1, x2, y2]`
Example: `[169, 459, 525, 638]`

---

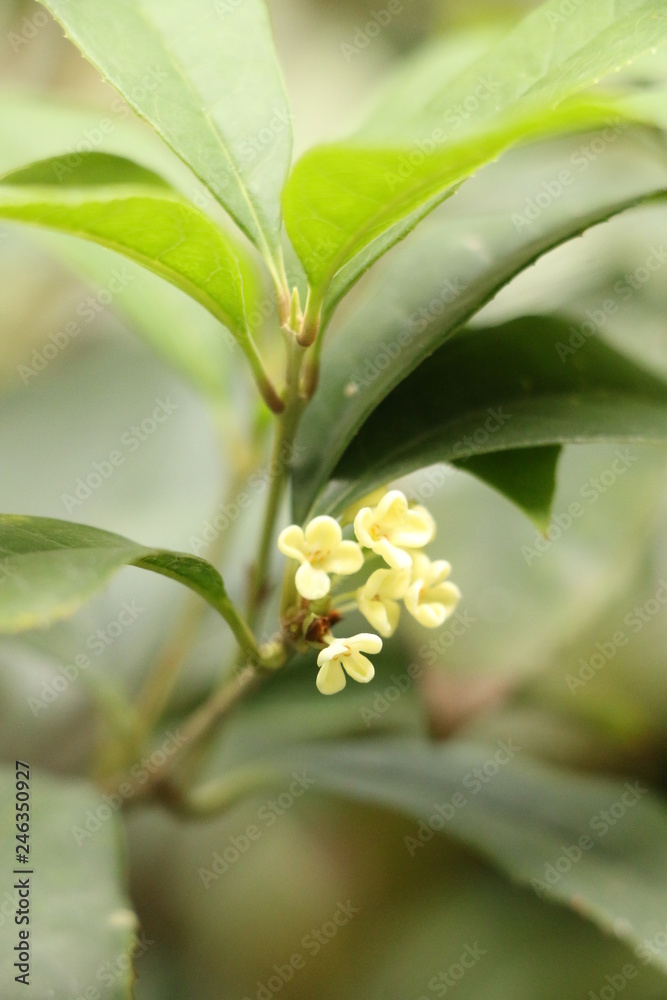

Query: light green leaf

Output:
[265, 738, 667, 974]
[0, 153, 281, 410]
[285, 101, 609, 322]
[0, 515, 258, 660]
[285, 0, 667, 316]
[302, 317, 667, 520]
[362, 0, 667, 144]
[38, 0, 292, 275]
[0, 767, 137, 997]
[292, 191, 667, 521]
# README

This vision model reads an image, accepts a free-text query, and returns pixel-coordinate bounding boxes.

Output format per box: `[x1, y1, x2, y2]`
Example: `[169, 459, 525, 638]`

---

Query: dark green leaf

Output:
[0, 515, 249, 652]
[265, 737, 667, 974]
[306, 317, 667, 519]
[292, 191, 667, 521]
[454, 446, 562, 532]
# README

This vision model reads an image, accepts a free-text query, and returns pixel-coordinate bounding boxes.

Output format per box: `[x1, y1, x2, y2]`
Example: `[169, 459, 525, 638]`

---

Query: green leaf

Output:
[0, 515, 259, 659]
[285, 101, 609, 323]
[292, 191, 667, 521]
[362, 0, 667, 144]
[38, 0, 292, 275]
[454, 446, 562, 532]
[304, 317, 667, 520]
[0, 766, 137, 996]
[265, 738, 667, 974]
[0, 153, 282, 410]
[285, 0, 667, 314]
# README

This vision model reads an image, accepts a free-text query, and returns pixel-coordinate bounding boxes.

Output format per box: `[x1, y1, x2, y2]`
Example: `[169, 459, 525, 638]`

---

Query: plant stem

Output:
[248, 335, 306, 623]
[158, 764, 278, 819]
[118, 664, 264, 805]
[297, 288, 322, 347]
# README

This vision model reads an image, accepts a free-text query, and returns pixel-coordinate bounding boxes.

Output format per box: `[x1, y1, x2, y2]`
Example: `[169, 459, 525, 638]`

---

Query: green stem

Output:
[297, 288, 322, 347]
[117, 664, 264, 805]
[162, 764, 278, 818]
[243, 332, 285, 414]
[135, 555, 264, 666]
[248, 336, 306, 622]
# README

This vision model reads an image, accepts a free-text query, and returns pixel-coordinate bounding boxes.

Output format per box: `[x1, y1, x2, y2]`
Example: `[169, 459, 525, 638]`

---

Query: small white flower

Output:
[341, 486, 388, 526]
[404, 553, 461, 628]
[278, 516, 364, 601]
[356, 567, 411, 637]
[316, 633, 383, 695]
[354, 490, 435, 569]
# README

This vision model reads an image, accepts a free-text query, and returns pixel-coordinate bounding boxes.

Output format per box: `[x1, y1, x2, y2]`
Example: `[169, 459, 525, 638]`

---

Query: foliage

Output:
[1, 0, 667, 996]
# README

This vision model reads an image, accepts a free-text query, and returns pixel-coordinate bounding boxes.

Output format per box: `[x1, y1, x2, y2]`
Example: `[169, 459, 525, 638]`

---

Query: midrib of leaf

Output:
[46, 0, 280, 273]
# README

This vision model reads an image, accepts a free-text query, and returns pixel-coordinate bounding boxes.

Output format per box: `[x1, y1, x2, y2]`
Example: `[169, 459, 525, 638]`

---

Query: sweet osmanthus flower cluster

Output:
[278, 489, 460, 695]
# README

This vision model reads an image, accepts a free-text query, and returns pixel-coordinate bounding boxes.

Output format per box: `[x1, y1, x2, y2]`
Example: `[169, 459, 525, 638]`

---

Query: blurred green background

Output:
[1, 1, 667, 997]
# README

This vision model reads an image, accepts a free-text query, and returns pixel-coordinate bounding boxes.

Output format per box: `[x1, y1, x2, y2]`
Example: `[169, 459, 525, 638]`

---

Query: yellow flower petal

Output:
[343, 650, 375, 684]
[375, 537, 412, 570]
[394, 505, 436, 548]
[295, 562, 331, 600]
[304, 515, 342, 552]
[348, 633, 383, 655]
[341, 487, 388, 526]
[277, 524, 306, 563]
[358, 596, 399, 637]
[316, 659, 347, 695]
[324, 541, 364, 577]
